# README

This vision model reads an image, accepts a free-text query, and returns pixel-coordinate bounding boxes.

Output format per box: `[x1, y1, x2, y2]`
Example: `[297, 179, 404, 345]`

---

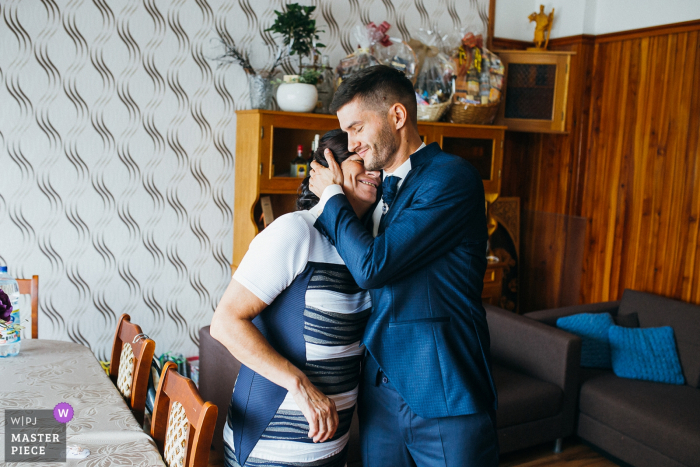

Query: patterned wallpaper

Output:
[0, 0, 487, 360]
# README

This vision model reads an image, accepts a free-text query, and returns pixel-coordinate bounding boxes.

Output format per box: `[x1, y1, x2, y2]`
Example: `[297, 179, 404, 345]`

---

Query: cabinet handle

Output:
[261, 127, 264, 139]
[259, 163, 263, 175]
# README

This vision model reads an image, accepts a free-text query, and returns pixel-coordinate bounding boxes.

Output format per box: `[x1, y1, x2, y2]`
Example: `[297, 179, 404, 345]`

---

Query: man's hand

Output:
[309, 148, 344, 198]
[290, 377, 339, 443]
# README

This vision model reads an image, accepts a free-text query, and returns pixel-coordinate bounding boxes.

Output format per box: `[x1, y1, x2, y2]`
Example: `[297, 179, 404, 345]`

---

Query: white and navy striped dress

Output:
[223, 211, 371, 467]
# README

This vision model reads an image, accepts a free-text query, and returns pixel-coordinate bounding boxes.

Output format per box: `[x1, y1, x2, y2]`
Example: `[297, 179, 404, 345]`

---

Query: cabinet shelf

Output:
[233, 110, 507, 300]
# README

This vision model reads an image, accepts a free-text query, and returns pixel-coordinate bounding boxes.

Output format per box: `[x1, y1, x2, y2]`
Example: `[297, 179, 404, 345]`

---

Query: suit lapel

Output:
[376, 143, 439, 233]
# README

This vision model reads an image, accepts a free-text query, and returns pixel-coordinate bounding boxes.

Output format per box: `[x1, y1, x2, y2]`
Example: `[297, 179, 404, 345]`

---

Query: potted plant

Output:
[266, 4, 325, 113]
[214, 35, 288, 109]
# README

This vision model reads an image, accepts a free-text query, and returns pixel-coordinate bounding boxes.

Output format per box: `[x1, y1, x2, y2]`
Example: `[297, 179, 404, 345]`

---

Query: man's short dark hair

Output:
[330, 65, 417, 127]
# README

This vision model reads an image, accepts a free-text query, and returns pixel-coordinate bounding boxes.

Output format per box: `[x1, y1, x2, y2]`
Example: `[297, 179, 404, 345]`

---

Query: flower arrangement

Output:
[0, 289, 23, 334]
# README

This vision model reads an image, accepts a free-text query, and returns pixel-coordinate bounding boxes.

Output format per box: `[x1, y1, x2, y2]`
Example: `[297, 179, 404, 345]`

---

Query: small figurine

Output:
[528, 5, 554, 50]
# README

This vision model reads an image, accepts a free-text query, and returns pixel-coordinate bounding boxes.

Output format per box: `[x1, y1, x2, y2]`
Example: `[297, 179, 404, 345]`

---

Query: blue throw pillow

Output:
[556, 313, 614, 368]
[609, 325, 685, 385]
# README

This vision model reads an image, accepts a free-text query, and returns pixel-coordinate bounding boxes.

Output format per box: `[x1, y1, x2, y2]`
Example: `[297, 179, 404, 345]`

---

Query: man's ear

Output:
[389, 103, 408, 130]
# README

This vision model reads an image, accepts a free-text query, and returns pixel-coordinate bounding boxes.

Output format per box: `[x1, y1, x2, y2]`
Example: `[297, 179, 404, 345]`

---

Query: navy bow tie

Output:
[382, 176, 402, 210]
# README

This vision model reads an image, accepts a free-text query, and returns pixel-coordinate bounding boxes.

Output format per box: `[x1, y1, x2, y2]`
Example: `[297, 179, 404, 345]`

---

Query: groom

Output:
[309, 65, 498, 466]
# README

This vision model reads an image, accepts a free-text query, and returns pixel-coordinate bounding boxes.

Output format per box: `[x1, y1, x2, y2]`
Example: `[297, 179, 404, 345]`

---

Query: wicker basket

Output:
[449, 100, 501, 125]
[417, 102, 451, 122]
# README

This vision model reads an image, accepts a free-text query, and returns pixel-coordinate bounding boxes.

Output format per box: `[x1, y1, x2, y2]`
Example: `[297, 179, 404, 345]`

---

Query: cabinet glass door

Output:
[433, 125, 504, 196]
[260, 113, 339, 194]
[504, 63, 556, 120]
[494, 51, 573, 133]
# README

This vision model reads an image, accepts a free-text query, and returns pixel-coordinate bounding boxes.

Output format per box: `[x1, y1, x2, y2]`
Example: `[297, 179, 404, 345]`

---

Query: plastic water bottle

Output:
[0, 266, 21, 357]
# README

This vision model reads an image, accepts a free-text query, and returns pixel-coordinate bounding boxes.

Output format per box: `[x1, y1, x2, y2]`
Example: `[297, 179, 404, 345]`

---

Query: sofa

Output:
[526, 289, 700, 467]
[198, 306, 581, 463]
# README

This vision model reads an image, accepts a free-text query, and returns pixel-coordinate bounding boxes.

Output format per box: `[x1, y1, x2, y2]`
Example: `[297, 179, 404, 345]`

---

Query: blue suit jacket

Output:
[315, 142, 497, 419]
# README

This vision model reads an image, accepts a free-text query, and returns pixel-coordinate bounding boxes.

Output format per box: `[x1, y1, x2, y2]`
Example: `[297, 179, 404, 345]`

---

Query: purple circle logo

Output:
[54, 402, 74, 423]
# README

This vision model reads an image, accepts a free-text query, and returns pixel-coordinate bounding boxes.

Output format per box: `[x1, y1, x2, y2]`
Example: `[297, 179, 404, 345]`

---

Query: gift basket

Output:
[447, 32, 504, 124]
[337, 22, 418, 87]
[409, 30, 455, 122]
[335, 24, 383, 87]
[371, 22, 418, 83]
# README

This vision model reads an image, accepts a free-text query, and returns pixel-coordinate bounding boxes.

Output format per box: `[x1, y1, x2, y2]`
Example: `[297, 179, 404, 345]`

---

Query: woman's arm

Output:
[210, 278, 339, 443]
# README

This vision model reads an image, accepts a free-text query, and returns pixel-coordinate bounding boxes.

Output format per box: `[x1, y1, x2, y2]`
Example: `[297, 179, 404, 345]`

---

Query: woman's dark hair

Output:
[297, 129, 354, 211]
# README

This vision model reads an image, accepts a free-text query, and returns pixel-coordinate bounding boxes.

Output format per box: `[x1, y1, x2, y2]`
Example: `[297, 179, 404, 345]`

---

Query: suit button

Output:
[382, 376, 389, 384]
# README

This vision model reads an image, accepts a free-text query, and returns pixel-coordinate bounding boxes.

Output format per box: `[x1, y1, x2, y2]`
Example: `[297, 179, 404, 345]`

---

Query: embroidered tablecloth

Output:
[0, 339, 165, 466]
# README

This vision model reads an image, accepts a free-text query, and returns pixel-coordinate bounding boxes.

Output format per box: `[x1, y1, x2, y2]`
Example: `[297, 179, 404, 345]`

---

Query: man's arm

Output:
[316, 162, 486, 289]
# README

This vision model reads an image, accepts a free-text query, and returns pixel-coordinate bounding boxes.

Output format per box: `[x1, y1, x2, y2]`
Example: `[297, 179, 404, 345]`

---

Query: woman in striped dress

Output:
[211, 129, 380, 467]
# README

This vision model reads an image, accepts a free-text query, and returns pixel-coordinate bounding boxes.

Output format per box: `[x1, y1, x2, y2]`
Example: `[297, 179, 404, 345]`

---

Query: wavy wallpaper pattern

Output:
[0, 0, 487, 360]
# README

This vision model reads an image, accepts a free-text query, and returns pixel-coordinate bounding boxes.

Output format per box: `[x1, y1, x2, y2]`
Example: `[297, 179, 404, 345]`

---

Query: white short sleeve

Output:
[233, 213, 311, 305]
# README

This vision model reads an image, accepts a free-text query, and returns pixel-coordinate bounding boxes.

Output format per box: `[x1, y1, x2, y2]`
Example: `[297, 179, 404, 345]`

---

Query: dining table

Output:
[0, 339, 166, 466]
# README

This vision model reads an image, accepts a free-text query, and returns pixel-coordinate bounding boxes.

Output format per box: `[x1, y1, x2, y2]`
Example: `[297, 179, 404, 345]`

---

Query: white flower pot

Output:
[276, 83, 318, 113]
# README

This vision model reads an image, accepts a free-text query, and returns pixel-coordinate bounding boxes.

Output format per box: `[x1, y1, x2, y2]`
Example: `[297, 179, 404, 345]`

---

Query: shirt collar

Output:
[383, 142, 425, 180]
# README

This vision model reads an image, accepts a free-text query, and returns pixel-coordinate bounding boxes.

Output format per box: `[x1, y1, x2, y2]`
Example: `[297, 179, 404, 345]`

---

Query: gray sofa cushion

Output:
[619, 290, 700, 388]
[580, 373, 700, 467]
[492, 364, 563, 428]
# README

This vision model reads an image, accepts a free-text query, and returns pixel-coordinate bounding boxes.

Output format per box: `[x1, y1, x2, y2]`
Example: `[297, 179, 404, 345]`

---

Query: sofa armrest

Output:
[199, 325, 242, 452]
[486, 305, 581, 391]
[524, 301, 621, 326]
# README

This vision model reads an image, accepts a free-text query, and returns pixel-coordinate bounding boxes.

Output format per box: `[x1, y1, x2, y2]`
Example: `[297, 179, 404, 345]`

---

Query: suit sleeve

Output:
[315, 161, 486, 289]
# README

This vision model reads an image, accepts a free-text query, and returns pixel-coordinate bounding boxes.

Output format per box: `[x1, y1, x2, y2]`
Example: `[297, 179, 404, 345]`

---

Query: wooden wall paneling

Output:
[683, 32, 700, 304]
[520, 210, 587, 312]
[594, 19, 700, 44]
[580, 28, 700, 304]
[656, 31, 699, 300]
[492, 37, 532, 50]
[499, 22, 700, 306]
[499, 37, 595, 217]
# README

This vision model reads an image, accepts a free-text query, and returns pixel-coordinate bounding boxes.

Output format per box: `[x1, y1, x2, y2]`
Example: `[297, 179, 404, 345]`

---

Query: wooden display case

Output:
[494, 50, 574, 133]
[482, 262, 508, 306]
[233, 110, 506, 303]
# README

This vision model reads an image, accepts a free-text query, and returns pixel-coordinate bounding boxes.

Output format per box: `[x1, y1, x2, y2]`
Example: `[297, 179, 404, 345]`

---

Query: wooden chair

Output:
[16, 275, 38, 339]
[151, 361, 218, 467]
[109, 313, 156, 425]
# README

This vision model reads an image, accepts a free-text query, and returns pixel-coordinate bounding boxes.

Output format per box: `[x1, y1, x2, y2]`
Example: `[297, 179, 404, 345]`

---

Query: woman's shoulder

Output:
[260, 211, 314, 240]
[260, 210, 342, 263]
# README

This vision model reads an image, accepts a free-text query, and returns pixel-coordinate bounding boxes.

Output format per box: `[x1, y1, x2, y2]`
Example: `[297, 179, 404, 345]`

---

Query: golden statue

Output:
[528, 5, 554, 50]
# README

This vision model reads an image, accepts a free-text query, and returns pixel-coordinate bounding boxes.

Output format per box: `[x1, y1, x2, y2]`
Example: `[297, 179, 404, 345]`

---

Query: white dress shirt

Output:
[311, 143, 426, 238]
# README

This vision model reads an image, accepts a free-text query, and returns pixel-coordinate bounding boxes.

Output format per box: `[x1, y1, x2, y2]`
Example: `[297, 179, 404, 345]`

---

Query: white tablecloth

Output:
[0, 339, 165, 466]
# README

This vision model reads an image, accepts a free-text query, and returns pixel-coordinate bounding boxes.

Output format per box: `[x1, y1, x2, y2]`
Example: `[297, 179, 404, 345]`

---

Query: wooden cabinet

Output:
[482, 262, 507, 306]
[232, 109, 506, 273]
[494, 50, 574, 133]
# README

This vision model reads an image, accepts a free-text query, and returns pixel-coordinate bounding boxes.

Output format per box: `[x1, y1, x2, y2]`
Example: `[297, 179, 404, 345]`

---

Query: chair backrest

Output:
[16, 276, 38, 339]
[151, 362, 218, 467]
[109, 313, 156, 425]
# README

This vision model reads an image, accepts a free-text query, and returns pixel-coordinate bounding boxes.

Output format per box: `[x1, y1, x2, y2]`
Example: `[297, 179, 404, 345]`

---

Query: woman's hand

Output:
[290, 377, 339, 443]
[211, 281, 338, 442]
[309, 149, 344, 198]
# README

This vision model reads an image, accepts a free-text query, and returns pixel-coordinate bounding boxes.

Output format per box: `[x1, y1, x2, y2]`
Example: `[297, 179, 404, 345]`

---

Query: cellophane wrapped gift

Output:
[448, 32, 504, 105]
[335, 24, 382, 87]
[409, 29, 455, 106]
[370, 22, 418, 83]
